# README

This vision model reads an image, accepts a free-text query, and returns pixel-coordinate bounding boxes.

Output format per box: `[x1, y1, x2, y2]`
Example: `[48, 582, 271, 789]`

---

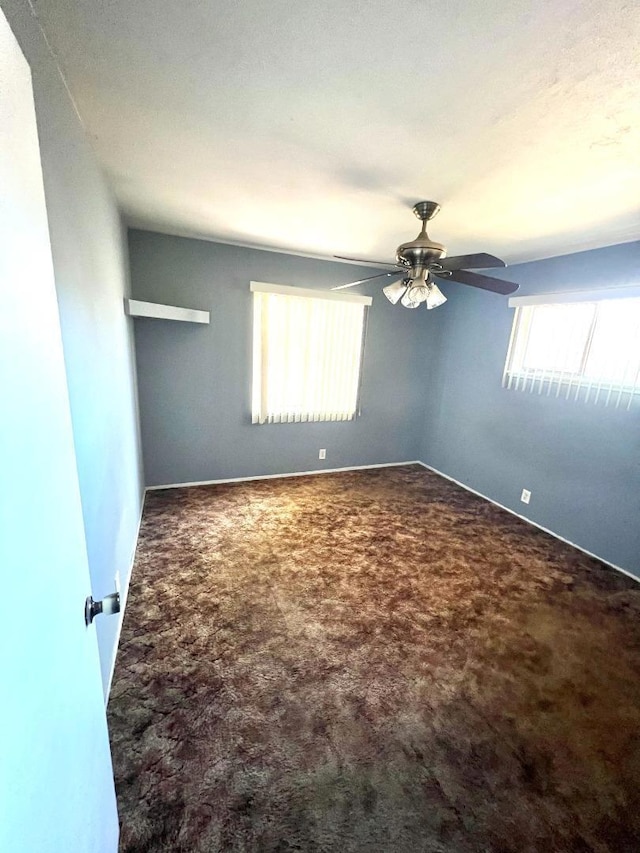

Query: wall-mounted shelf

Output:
[124, 298, 210, 324]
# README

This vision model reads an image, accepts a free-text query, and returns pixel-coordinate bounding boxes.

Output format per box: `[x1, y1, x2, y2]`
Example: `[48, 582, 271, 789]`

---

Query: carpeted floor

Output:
[108, 465, 640, 852]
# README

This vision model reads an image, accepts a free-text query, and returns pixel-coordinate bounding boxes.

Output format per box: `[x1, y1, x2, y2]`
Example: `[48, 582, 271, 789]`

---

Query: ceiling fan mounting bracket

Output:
[413, 201, 441, 222]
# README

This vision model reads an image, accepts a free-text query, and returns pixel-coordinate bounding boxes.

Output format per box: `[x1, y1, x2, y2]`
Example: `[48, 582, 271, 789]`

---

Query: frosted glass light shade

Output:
[426, 282, 447, 310]
[401, 284, 429, 309]
[383, 280, 408, 305]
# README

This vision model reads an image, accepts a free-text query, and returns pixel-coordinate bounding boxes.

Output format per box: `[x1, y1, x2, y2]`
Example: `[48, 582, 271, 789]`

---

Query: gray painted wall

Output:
[129, 229, 436, 486]
[420, 240, 640, 578]
[2, 0, 145, 694]
[130, 229, 639, 578]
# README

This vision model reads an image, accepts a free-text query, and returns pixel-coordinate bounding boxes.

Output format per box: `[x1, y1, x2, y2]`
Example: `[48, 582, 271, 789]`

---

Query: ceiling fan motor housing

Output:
[396, 236, 446, 277]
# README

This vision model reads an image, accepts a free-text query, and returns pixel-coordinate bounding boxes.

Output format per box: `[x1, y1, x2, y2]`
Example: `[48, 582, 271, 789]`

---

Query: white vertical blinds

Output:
[503, 296, 640, 409]
[251, 282, 370, 424]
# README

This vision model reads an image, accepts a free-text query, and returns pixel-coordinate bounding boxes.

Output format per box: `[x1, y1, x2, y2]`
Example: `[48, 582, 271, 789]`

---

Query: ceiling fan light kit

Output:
[333, 201, 519, 309]
[398, 279, 447, 311]
[384, 268, 448, 310]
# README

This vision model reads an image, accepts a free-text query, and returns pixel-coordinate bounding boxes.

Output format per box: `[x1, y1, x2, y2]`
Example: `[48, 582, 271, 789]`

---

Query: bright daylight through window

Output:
[251, 282, 371, 424]
[503, 293, 640, 408]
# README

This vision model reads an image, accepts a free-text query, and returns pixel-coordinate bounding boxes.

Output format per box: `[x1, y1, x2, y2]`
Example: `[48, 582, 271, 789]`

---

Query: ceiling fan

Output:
[332, 201, 519, 309]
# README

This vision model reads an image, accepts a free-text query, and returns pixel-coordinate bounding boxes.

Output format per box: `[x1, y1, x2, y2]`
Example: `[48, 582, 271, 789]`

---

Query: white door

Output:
[0, 10, 119, 852]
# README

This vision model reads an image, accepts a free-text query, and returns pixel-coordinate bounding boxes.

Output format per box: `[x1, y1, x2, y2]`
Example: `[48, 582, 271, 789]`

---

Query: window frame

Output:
[503, 287, 640, 402]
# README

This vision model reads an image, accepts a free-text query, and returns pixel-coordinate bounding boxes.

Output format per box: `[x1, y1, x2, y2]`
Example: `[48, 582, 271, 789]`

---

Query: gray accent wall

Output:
[129, 230, 435, 486]
[420, 240, 640, 578]
[2, 0, 145, 694]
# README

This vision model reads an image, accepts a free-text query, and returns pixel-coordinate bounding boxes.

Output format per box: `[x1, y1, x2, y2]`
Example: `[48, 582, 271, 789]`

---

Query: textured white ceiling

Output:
[33, 0, 640, 264]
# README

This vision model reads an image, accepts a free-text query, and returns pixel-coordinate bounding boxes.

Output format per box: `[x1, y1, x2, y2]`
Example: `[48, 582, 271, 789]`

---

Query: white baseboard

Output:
[416, 461, 639, 585]
[105, 496, 145, 703]
[146, 460, 422, 491]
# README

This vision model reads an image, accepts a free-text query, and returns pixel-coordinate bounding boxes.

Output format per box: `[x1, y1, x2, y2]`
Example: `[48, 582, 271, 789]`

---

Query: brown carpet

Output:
[108, 465, 640, 852]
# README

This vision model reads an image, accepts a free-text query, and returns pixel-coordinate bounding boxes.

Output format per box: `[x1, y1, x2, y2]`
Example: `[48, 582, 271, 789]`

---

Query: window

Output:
[503, 289, 640, 408]
[251, 282, 371, 424]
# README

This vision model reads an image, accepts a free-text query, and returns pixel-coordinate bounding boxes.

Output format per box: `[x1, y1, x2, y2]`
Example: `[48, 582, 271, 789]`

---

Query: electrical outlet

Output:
[319, 448, 326, 460]
[520, 489, 531, 505]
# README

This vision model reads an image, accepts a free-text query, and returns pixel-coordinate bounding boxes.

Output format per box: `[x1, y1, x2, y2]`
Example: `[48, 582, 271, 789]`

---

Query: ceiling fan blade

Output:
[334, 255, 399, 268]
[435, 269, 519, 295]
[331, 272, 403, 291]
[438, 252, 506, 271]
